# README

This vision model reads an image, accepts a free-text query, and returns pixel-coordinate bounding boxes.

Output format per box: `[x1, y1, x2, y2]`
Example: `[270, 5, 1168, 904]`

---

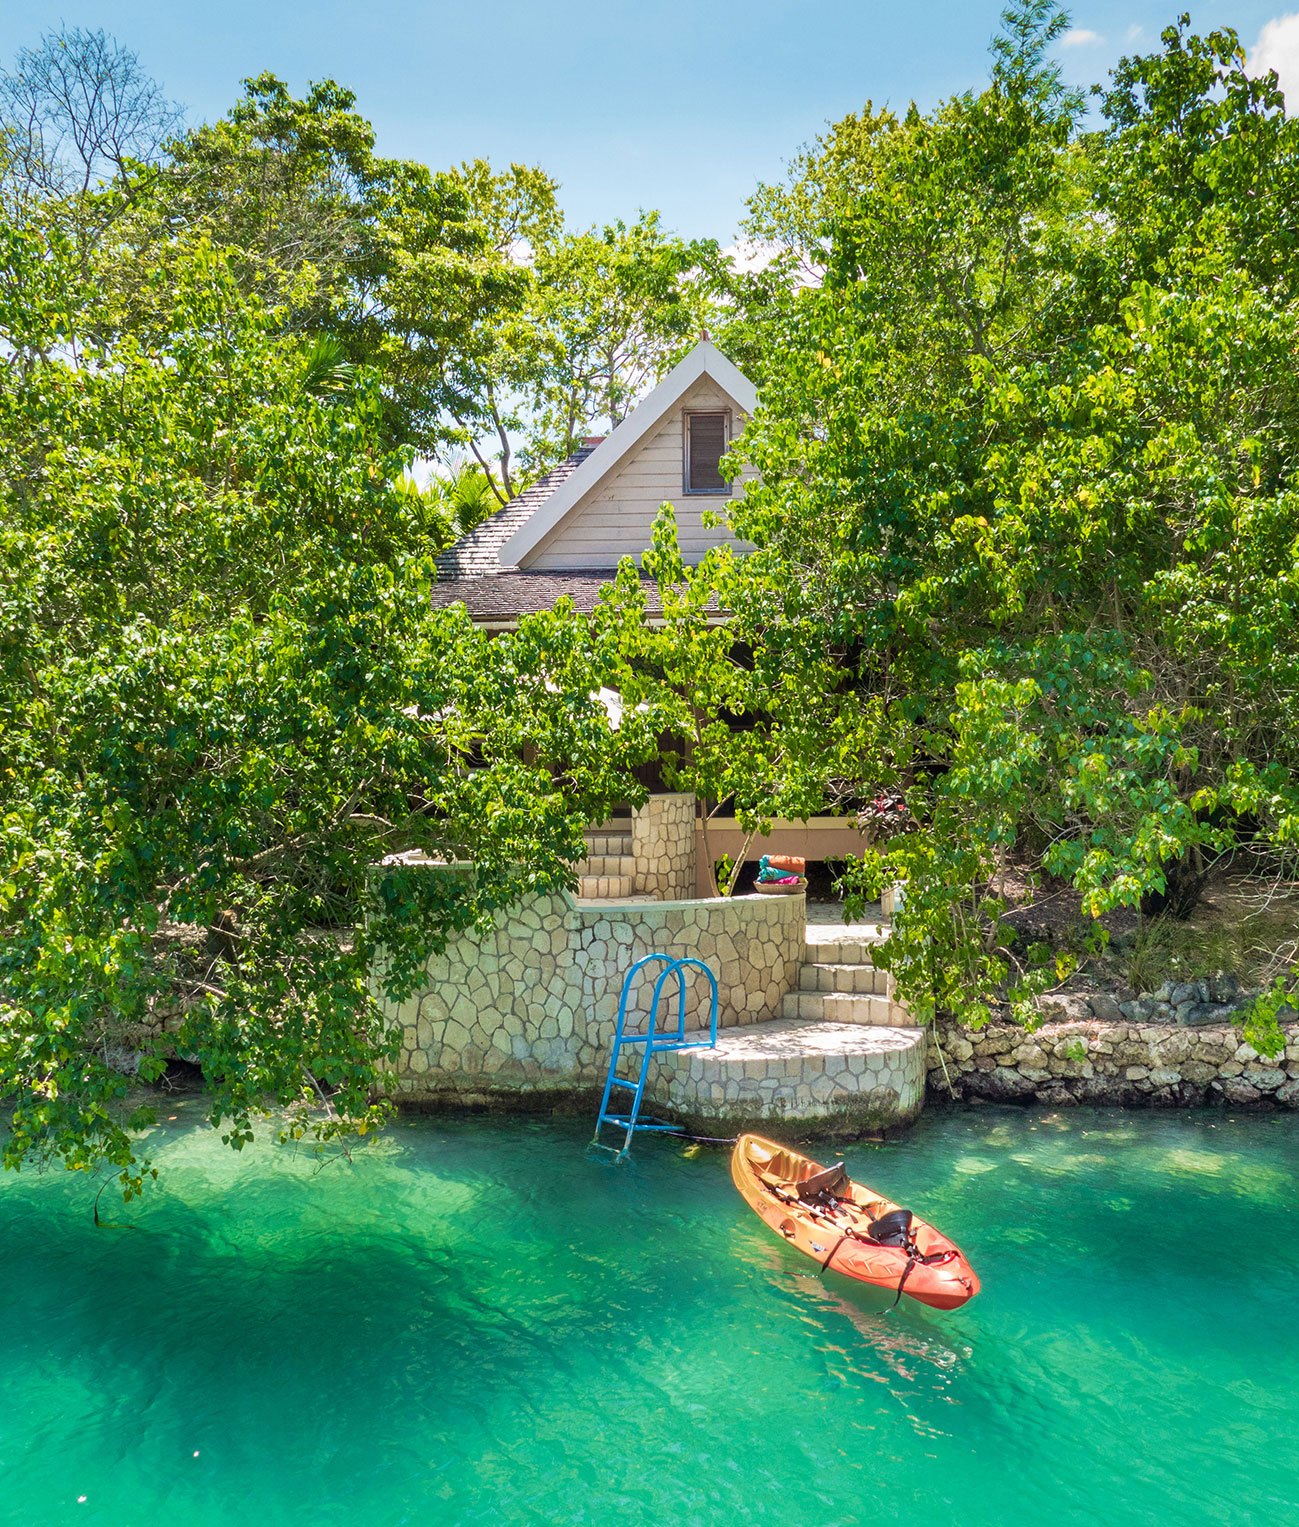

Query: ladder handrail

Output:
[643, 956, 718, 1049]
[671, 957, 719, 1047]
[593, 952, 721, 1156]
[610, 953, 681, 1051]
[614, 954, 720, 1049]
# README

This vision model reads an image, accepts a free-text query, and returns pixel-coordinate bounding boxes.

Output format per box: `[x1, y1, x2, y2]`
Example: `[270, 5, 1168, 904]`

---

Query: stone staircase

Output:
[576, 823, 636, 900]
[650, 922, 927, 1131]
[784, 925, 919, 1027]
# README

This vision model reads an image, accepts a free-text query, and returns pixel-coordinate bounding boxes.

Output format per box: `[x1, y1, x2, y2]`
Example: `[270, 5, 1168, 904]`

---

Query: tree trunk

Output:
[1139, 845, 1209, 921]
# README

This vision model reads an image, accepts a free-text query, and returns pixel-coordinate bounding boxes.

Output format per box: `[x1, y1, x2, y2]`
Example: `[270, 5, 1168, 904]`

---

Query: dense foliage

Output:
[730, 7, 1299, 1047]
[2, 33, 728, 489]
[594, 509, 874, 895]
[0, 223, 644, 1191]
[5, 6, 1299, 1195]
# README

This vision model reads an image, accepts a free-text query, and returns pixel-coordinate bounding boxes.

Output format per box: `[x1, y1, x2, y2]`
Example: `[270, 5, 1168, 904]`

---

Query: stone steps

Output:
[804, 931, 886, 964]
[650, 1018, 925, 1127]
[798, 961, 891, 995]
[575, 825, 636, 899]
[581, 853, 634, 877]
[781, 989, 912, 1027]
[584, 832, 632, 858]
[577, 873, 635, 899]
[791, 924, 900, 1028]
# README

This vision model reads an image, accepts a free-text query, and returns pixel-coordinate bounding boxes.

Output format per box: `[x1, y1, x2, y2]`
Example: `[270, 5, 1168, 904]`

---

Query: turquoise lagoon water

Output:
[2, 1103, 1296, 1526]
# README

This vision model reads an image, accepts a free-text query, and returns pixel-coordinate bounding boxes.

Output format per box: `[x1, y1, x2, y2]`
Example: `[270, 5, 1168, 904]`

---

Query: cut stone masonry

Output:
[576, 824, 636, 900]
[381, 860, 924, 1132]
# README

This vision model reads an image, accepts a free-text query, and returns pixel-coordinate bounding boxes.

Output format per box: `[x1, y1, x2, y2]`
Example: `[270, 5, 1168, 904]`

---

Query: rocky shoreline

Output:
[928, 1012, 1299, 1109]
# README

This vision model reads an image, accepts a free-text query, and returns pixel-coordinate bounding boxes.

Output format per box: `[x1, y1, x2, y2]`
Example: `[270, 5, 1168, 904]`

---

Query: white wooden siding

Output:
[519, 377, 756, 571]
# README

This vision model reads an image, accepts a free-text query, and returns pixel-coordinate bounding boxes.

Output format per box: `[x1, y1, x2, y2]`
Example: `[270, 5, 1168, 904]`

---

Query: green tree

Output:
[594, 509, 875, 896]
[437, 207, 731, 495]
[730, 5, 1299, 1049]
[426, 158, 562, 500]
[110, 75, 531, 464]
[523, 213, 726, 470]
[0, 221, 638, 1194]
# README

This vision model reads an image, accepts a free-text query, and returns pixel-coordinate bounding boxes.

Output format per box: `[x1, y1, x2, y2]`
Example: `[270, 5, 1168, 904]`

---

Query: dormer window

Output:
[684, 410, 731, 495]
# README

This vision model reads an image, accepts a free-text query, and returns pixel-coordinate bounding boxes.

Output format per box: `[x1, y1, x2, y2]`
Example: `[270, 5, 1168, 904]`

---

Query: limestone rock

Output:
[1243, 1065, 1286, 1091]
[1181, 1003, 1229, 1027]
[1180, 1061, 1217, 1086]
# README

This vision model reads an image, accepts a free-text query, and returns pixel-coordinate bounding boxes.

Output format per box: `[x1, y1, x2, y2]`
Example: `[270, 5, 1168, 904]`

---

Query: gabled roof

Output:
[431, 339, 756, 622]
[432, 445, 598, 583]
[499, 340, 756, 568]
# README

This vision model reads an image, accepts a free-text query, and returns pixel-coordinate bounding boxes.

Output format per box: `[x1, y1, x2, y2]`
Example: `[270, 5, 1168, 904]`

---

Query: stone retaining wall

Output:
[384, 874, 805, 1105]
[928, 1016, 1299, 1108]
[657, 1023, 926, 1134]
[1034, 975, 1260, 1028]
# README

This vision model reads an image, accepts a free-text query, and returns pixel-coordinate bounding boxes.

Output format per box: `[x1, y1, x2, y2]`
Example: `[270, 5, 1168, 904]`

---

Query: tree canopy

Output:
[0, 219, 647, 1192]
[729, 7, 1299, 1046]
[3, 30, 730, 488]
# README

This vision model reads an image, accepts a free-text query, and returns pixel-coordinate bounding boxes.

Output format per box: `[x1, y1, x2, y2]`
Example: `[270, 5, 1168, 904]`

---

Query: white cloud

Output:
[1060, 27, 1104, 48]
[1251, 14, 1299, 107]
[1125, 24, 1144, 43]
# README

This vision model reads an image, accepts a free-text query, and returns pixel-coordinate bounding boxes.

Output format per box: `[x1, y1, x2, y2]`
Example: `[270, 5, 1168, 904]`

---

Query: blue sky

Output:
[4, 2, 1291, 239]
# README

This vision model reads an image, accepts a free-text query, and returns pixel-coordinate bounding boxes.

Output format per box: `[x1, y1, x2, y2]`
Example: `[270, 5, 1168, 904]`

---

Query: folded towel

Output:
[758, 866, 802, 884]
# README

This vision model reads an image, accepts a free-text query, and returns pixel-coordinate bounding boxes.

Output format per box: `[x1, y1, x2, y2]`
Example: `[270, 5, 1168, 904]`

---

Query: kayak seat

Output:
[867, 1207, 914, 1247]
[797, 1162, 847, 1202]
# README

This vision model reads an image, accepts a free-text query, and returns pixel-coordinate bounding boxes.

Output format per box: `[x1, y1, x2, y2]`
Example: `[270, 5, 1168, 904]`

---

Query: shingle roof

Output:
[432, 342, 757, 624]
[431, 446, 633, 622]
[432, 447, 597, 583]
[429, 570, 657, 620]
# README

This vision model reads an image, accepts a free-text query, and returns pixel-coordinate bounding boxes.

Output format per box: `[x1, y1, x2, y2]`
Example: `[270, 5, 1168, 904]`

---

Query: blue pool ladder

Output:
[592, 953, 719, 1158]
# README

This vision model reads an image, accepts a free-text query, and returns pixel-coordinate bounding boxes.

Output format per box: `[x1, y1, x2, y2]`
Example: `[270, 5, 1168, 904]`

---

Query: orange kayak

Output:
[731, 1134, 980, 1311]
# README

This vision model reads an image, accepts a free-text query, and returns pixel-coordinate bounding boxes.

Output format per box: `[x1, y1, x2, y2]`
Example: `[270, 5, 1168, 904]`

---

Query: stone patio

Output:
[380, 863, 925, 1133]
[651, 1016, 925, 1132]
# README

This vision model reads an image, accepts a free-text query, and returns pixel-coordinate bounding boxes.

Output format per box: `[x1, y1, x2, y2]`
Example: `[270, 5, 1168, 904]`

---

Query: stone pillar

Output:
[630, 793, 697, 900]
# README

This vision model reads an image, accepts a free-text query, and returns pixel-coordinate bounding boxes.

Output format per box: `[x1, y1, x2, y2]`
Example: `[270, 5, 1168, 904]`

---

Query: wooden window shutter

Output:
[685, 411, 729, 494]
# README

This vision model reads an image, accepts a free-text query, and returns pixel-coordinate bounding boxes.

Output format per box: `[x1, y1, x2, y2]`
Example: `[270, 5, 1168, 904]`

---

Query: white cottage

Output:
[431, 339, 755, 626]
[432, 338, 867, 890]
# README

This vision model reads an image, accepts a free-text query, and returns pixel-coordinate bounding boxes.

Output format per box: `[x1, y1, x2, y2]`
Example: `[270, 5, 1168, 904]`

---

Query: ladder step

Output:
[614, 1034, 700, 1051]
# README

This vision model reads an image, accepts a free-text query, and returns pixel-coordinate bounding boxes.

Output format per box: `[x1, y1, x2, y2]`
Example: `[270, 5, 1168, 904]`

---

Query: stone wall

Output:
[927, 1016, 1299, 1108]
[630, 792, 696, 900]
[1034, 976, 1259, 1028]
[384, 874, 805, 1105]
[657, 1023, 926, 1134]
